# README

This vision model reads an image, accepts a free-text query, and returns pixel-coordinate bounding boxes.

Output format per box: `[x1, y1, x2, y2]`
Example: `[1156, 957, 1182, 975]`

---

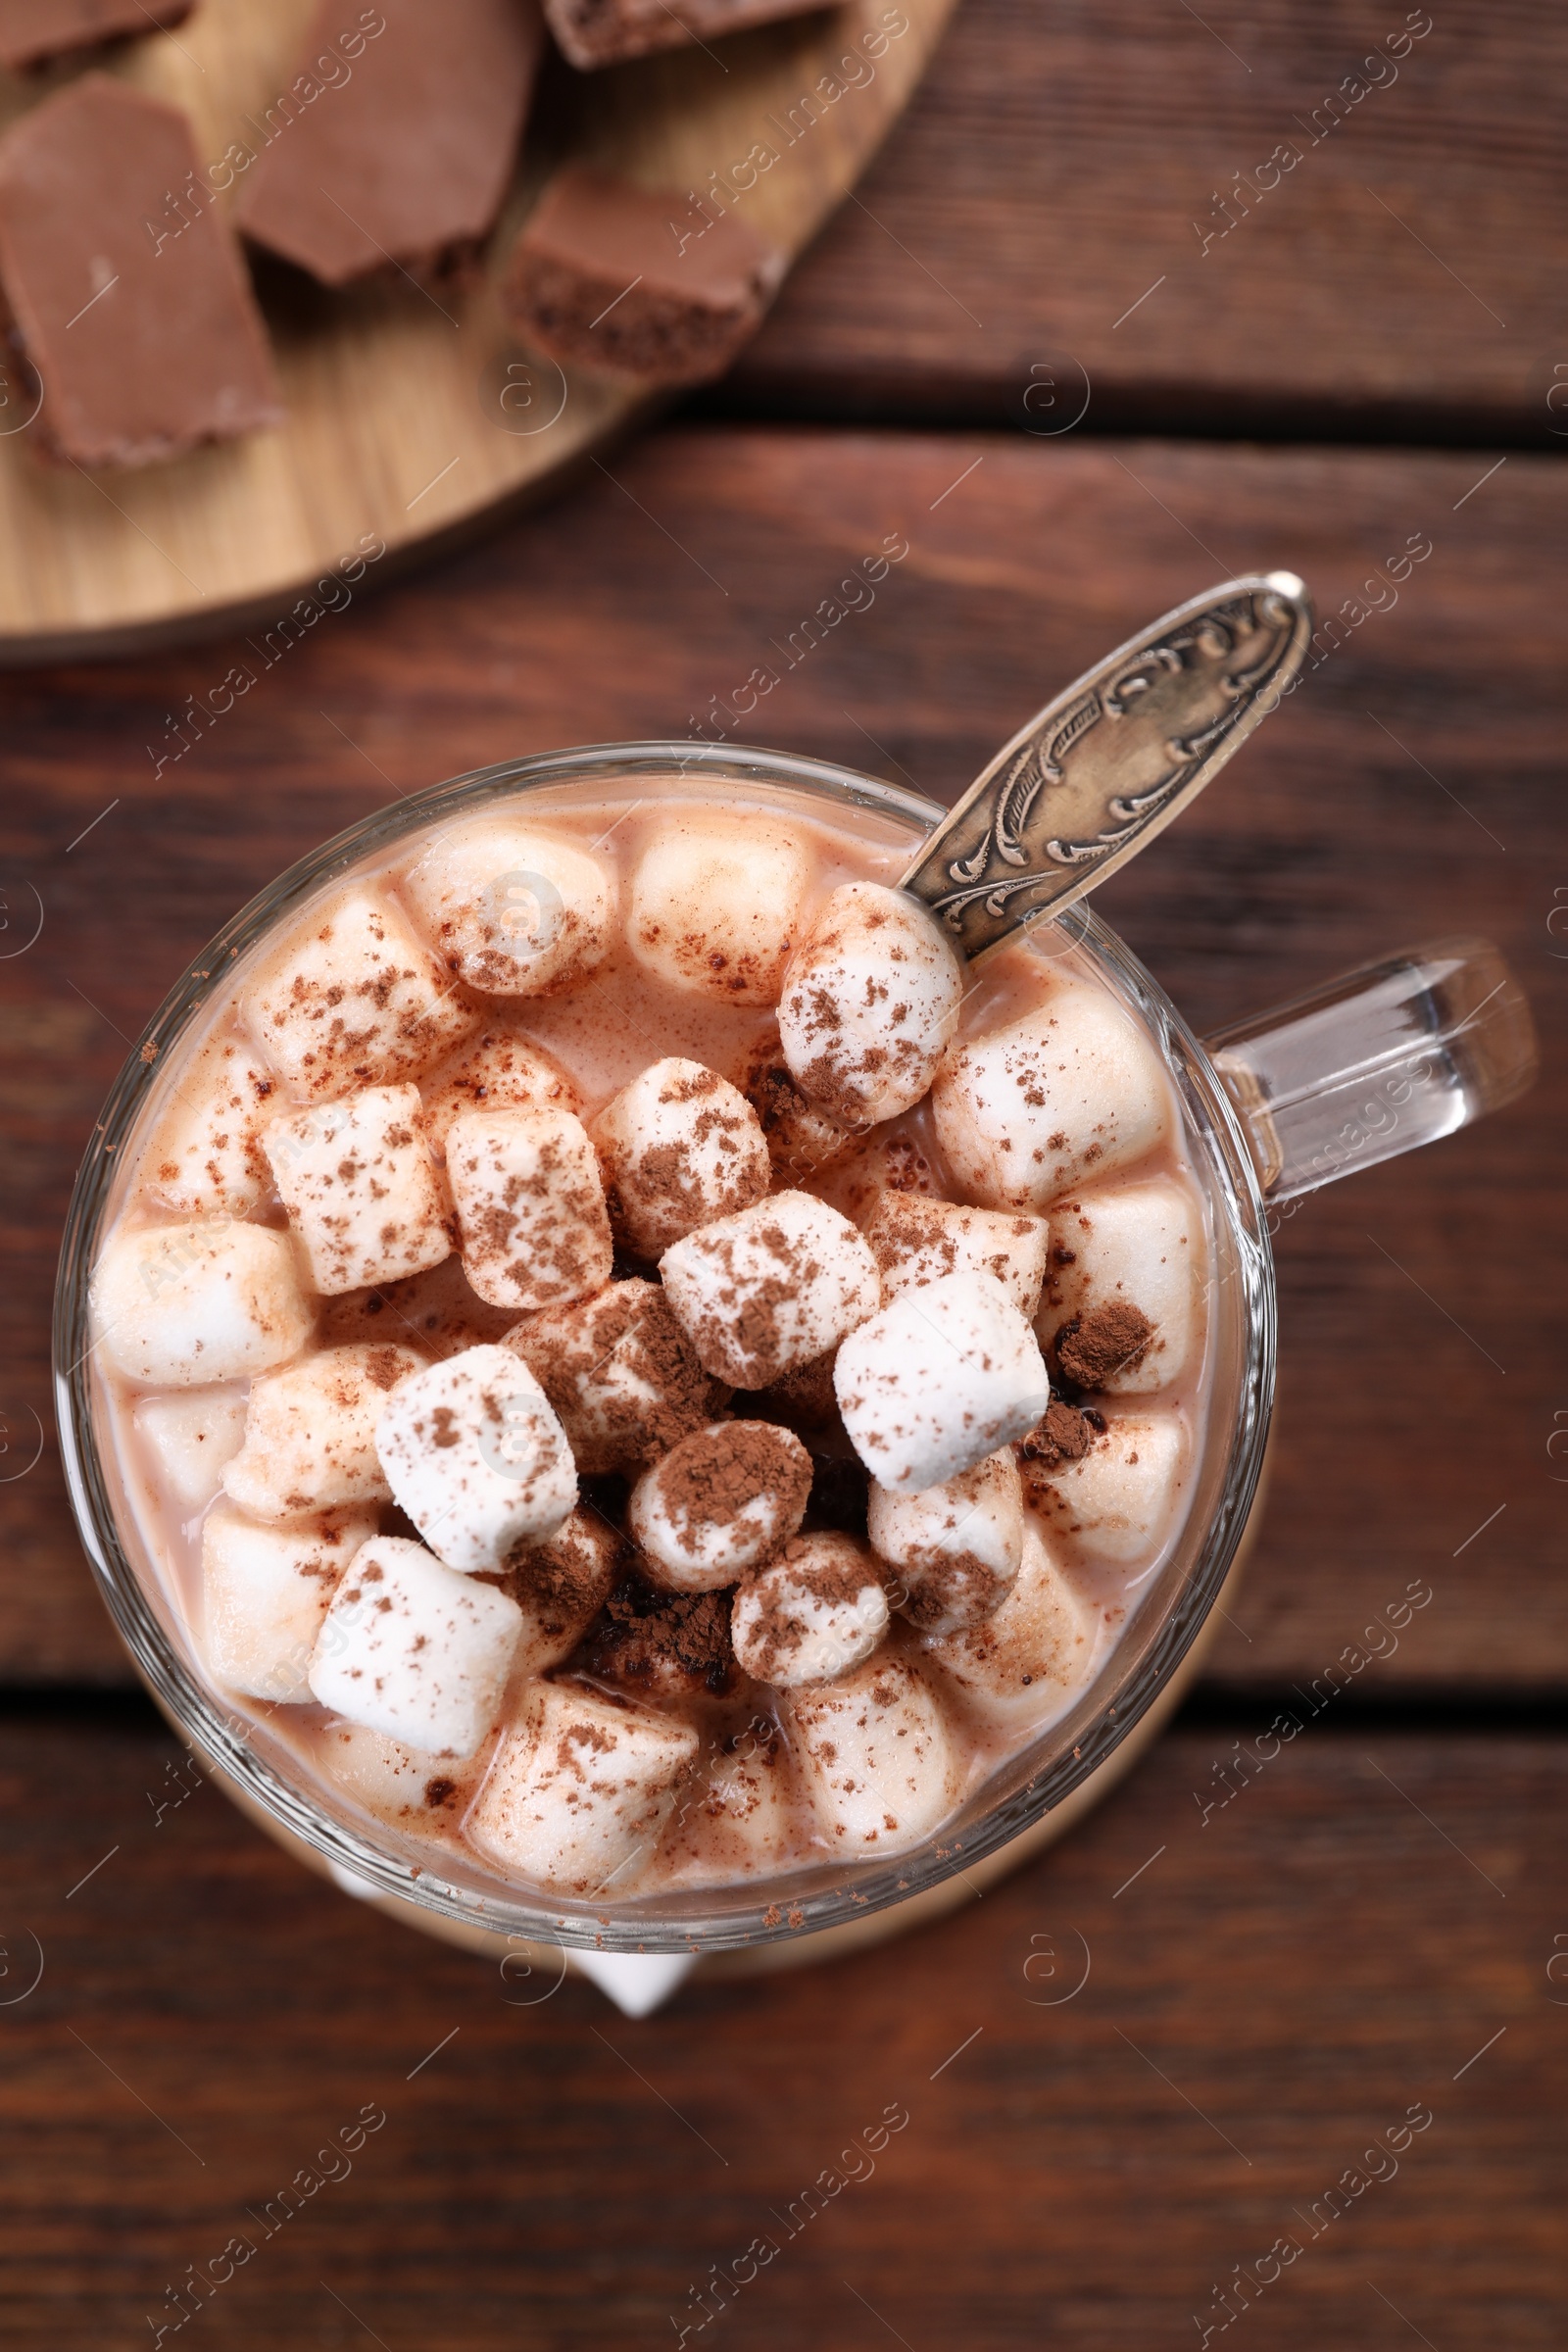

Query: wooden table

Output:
[2, 4, 1564, 2342]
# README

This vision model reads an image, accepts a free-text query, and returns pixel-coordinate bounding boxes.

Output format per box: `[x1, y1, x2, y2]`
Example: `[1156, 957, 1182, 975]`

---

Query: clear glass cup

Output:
[53, 744, 1536, 1968]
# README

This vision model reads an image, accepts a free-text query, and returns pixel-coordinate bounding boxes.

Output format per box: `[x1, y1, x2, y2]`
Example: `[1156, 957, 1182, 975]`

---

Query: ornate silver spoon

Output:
[899, 572, 1313, 960]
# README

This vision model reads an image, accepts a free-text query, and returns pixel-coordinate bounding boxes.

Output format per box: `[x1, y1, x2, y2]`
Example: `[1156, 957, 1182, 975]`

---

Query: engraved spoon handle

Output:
[899, 572, 1313, 963]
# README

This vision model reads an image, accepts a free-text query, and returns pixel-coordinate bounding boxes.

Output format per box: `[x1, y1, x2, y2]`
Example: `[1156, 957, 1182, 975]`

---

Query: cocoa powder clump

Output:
[1054, 1302, 1154, 1388]
[581, 1576, 735, 1696]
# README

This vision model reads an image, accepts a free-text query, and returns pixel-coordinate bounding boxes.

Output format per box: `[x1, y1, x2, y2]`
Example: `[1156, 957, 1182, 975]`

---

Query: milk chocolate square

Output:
[543, 0, 824, 71]
[503, 166, 784, 386]
[235, 0, 543, 287]
[0, 0, 193, 72]
[0, 75, 282, 469]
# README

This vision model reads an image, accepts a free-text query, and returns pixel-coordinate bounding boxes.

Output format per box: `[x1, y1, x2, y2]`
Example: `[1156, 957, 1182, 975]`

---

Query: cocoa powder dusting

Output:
[581, 1576, 734, 1695]
[657, 1423, 810, 1552]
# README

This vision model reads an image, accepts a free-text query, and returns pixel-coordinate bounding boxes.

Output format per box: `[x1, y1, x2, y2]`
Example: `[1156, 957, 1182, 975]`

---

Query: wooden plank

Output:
[0, 426, 1560, 1686]
[734, 0, 1568, 444]
[0, 1711, 1561, 2344]
[0, 0, 957, 657]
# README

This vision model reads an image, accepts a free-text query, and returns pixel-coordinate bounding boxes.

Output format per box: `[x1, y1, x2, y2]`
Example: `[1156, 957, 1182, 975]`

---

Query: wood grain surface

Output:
[1, 1707, 1561, 2347]
[0, 0, 956, 658]
[732, 0, 1568, 445]
[2, 427, 1559, 1690]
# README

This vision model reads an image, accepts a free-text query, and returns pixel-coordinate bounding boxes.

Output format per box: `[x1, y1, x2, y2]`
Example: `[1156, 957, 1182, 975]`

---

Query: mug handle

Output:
[1205, 936, 1538, 1204]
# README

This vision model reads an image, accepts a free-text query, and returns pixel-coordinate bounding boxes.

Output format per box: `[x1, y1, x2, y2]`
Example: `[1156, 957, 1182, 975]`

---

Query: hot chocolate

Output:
[88, 781, 1210, 1904]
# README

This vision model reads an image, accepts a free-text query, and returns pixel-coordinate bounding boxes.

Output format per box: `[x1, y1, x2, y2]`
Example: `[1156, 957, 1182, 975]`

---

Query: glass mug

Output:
[54, 744, 1536, 1985]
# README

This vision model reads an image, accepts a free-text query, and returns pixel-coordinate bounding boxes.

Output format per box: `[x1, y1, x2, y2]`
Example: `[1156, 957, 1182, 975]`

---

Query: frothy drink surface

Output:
[90, 782, 1210, 1905]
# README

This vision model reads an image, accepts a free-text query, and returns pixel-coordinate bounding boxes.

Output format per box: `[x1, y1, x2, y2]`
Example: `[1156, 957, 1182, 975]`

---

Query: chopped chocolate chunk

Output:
[236, 0, 544, 288]
[1054, 1302, 1155, 1390]
[577, 1573, 735, 1699]
[542, 0, 823, 70]
[0, 76, 282, 469]
[0, 0, 192, 70]
[503, 166, 784, 388]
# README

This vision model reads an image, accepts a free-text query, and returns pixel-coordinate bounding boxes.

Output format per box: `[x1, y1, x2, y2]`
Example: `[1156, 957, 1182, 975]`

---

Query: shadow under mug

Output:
[53, 743, 1537, 1977]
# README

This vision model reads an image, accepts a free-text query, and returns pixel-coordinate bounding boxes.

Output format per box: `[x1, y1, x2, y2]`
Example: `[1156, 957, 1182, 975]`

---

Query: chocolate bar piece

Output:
[503, 167, 784, 386]
[235, 0, 543, 288]
[0, 75, 282, 468]
[543, 0, 823, 71]
[0, 0, 194, 73]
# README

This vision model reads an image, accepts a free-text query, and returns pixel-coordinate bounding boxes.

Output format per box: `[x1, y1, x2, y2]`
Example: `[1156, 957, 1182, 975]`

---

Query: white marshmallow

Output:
[466, 1683, 698, 1893]
[862, 1190, 1050, 1321]
[221, 1342, 426, 1521]
[867, 1448, 1024, 1635]
[592, 1057, 769, 1257]
[628, 810, 812, 1004]
[318, 1722, 483, 1827]
[133, 1388, 247, 1512]
[659, 1190, 881, 1390]
[1024, 1412, 1188, 1564]
[834, 1269, 1050, 1493]
[446, 1106, 612, 1311]
[780, 882, 962, 1126]
[309, 1535, 522, 1755]
[91, 1219, 313, 1388]
[504, 1279, 722, 1475]
[419, 1030, 583, 1158]
[145, 1039, 278, 1217]
[628, 1421, 811, 1592]
[244, 884, 476, 1101]
[202, 1499, 373, 1700]
[744, 1049, 857, 1182]
[731, 1533, 889, 1688]
[266, 1083, 451, 1297]
[932, 981, 1173, 1210]
[786, 1651, 960, 1853]
[374, 1344, 575, 1572]
[319, 1251, 519, 1355]
[503, 1508, 620, 1675]
[923, 1519, 1098, 1726]
[652, 1720, 796, 1885]
[403, 818, 614, 997]
[1037, 1179, 1204, 1395]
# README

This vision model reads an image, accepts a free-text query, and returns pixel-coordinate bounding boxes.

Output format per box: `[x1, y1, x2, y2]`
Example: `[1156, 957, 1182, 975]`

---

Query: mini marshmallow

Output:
[91, 1219, 313, 1388]
[504, 1279, 724, 1474]
[244, 884, 476, 1101]
[202, 1499, 373, 1700]
[375, 1344, 576, 1572]
[786, 1651, 960, 1852]
[308, 1535, 523, 1756]
[924, 1520, 1098, 1726]
[1037, 1179, 1204, 1395]
[932, 981, 1173, 1210]
[466, 1683, 698, 1893]
[221, 1342, 425, 1520]
[403, 817, 614, 997]
[659, 1190, 881, 1390]
[628, 810, 812, 1004]
[744, 1049, 856, 1182]
[731, 1533, 889, 1688]
[863, 1190, 1050, 1322]
[834, 1269, 1050, 1493]
[447, 1106, 612, 1311]
[779, 882, 962, 1126]
[145, 1039, 278, 1217]
[319, 1252, 518, 1354]
[592, 1056, 769, 1257]
[502, 1508, 621, 1675]
[133, 1388, 247, 1512]
[628, 1421, 811, 1592]
[652, 1720, 795, 1886]
[266, 1083, 451, 1296]
[419, 1029, 583, 1158]
[318, 1722, 483, 1827]
[868, 1448, 1025, 1636]
[1024, 1412, 1188, 1564]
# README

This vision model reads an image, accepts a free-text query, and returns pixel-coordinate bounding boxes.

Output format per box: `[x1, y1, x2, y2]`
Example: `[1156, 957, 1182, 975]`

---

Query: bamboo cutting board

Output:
[0, 0, 956, 661]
